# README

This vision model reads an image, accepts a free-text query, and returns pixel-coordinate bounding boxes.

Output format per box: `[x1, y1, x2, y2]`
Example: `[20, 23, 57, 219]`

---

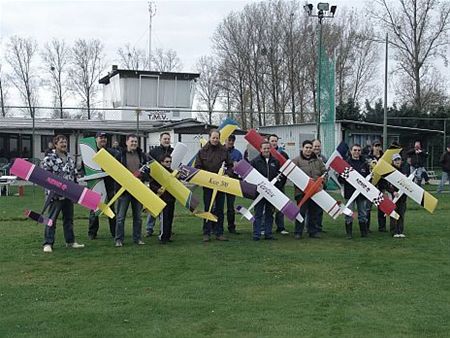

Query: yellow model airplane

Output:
[92, 149, 166, 217]
[371, 148, 438, 213]
[147, 159, 217, 222]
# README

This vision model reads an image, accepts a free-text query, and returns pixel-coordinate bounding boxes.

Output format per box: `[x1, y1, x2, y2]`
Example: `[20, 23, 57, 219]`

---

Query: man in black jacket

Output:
[87, 132, 119, 240]
[114, 134, 149, 247]
[250, 141, 280, 241]
[145, 132, 174, 237]
[437, 143, 450, 193]
[340, 144, 370, 239]
[406, 141, 429, 186]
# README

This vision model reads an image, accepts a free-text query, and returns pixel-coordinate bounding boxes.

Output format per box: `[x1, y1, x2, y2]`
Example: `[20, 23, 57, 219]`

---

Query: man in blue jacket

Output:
[225, 134, 243, 234]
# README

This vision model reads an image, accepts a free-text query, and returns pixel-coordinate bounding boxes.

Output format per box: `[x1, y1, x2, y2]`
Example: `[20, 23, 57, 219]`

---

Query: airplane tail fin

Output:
[194, 212, 218, 222]
[236, 205, 255, 223]
[97, 202, 115, 219]
[24, 209, 53, 227]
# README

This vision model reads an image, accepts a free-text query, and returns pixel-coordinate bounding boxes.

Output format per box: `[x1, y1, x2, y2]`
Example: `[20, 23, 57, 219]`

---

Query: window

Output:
[41, 135, 54, 153]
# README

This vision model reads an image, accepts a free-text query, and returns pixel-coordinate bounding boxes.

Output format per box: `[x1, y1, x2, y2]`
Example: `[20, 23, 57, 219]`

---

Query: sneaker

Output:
[202, 235, 211, 242]
[66, 242, 85, 248]
[135, 240, 145, 245]
[280, 230, 289, 235]
[399, 234, 406, 238]
[393, 234, 400, 238]
[115, 240, 123, 247]
[216, 235, 229, 241]
[260, 231, 265, 236]
[43, 244, 52, 253]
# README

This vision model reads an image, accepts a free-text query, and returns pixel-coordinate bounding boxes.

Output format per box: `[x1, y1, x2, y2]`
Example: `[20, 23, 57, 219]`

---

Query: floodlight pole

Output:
[148, 2, 156, 70]
[383, 33, 388, 150]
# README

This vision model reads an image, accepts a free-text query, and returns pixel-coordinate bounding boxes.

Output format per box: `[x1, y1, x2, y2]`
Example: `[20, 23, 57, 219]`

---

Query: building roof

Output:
[99, 67, 200, 85]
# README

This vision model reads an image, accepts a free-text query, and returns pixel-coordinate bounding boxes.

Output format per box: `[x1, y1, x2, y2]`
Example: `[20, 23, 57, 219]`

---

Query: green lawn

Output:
[1, 185, 449, 337]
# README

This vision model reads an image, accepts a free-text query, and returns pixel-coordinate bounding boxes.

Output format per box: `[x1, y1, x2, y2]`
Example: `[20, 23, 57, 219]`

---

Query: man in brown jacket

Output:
[292, 140, 327, 239]
[195, 129, 234, 242]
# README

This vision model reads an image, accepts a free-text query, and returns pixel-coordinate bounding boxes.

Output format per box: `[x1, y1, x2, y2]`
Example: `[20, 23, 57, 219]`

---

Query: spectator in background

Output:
[406, 141, 429, 186]
[44, 141, 55, 156]
[225, 134, 243, 234]
[437, 143, 450, 194]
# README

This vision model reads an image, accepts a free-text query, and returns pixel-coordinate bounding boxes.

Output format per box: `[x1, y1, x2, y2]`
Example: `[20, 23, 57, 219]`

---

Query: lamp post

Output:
[304, 3, 337, 141]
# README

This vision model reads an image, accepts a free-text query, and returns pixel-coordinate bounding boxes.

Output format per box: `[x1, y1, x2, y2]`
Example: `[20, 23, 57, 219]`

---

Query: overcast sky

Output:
[0, 0, 365, 72]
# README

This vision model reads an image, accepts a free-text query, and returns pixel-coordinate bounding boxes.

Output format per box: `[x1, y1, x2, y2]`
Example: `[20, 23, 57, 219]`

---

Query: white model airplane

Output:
[245, 129, 353, 219]
[233, 159, 304, 223]
[325, 142, 400, 220]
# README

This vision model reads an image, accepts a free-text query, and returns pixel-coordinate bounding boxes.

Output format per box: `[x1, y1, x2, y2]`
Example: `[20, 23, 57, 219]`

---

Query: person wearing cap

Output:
[87, 132, 119, 240]
[387, 153, 408, 238]
[145, 132, 174, 237]
[365, 140, 387, 233]
[437, 144, 450, 193]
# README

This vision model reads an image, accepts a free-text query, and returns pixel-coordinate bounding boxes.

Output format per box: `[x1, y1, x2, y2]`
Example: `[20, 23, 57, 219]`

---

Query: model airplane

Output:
[147, 158, 217, 221]
[79, 137, 108, 202]
[233, 159, 304, 223]
[10, 158, 115, 224]
[244, 129, 352, 219]
[92, 149, 166, 218]
[325, 142, 400, 220]
[371, 148, 438, 213]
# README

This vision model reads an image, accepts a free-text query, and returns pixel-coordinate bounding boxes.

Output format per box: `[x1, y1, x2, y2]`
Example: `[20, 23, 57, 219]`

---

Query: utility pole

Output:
[148, 1, 156, 70]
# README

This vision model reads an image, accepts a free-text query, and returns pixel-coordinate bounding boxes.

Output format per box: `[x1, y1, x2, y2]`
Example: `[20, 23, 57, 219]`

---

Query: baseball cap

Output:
[96, 131, 107, 137]
[392, 153, 402, 161]
[373, 140, 381, 146]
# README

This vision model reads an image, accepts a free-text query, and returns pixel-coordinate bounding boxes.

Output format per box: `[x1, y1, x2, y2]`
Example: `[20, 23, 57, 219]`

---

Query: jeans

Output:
[146, 215, 156, 234]
[345, 195, 368, 225]
[437, 171, 449, 193]
[88, 207, 116, 238]
[294, 199, 321, 236]
[202, 188, 225, 237]
[115, 193, 143, 243]
[412, 166, 428, 186]
[225, 193, 236, 229]
[43, 198, 75, 246]
[253, 199, 274, 239]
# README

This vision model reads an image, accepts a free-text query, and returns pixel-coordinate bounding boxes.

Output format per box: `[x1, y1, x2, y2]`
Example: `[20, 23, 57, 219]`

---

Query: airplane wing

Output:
[178, 165, 257, 199]
[10, 158, 114, 218]
[371, 148, 402, 185]
[218, 118, 239, 144]
[329, 155, 400, 220]
[92, 149, 166, 218]
[372, 159, 438, 213]
[234, 159, 304, 223]
[245, 129, 351, 219]
[148, 159, 217, 222]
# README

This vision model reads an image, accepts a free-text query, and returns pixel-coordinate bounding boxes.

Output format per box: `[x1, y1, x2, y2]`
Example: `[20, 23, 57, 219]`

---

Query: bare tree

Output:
[371, 0, 450, 110]
[195, 55, 221, 124]
[0, 63, 8, 117]
[5, 36, 39, 118]
[117, 43, 148, 70]
[41, 39, 71, 118]
[69, 39, 106, 119]
[151, 48, 182, 72]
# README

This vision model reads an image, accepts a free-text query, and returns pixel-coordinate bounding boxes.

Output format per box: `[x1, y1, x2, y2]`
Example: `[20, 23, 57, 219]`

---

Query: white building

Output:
[99, 66, 200, 121]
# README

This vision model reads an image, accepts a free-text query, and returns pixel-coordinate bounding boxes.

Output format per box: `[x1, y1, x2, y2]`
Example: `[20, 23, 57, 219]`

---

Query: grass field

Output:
[1, 185, 449, 337]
